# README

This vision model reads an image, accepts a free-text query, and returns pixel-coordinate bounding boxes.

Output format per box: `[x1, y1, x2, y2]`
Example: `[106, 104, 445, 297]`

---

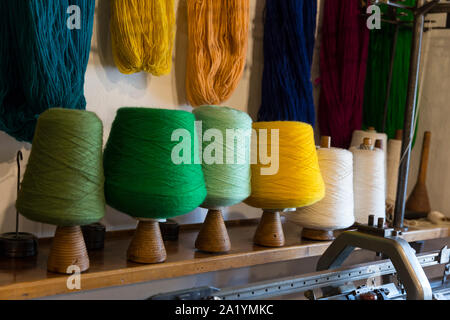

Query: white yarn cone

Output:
[351, 146, 386, 224]
[286, 147, 355, 230]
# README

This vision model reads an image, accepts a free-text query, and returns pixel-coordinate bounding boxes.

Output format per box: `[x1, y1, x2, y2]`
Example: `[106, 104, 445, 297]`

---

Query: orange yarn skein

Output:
[186, 0, 250, 107]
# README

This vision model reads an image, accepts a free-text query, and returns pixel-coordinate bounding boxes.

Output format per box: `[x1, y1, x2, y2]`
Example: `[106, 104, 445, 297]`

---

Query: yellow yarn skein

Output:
[110, 0, 175, 75]
[246, 122, 325, 209]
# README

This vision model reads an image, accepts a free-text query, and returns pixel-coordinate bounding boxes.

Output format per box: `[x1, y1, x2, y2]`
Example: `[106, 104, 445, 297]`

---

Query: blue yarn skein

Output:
[258, 0, 317, 125]
[0, 0, 95, 142]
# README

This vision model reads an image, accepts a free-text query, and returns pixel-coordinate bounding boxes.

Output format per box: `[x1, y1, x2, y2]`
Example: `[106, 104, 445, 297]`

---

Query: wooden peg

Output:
[406, 131, 431, 215]
[360, 137, 373, 150]
[47, 226, 89, 274]
[375, 139, 383, 150]
[320, 136, 331, 149]
[395, 129, 403, 140]
[127, 220, 167, 264]
[254, 211, 285, 247]
[195, 209, 231, 253]
[367, 127, 376, 132]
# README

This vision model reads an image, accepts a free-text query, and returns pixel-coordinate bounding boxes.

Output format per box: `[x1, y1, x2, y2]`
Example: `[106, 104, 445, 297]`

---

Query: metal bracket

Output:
[316, 216, 433, 300]
[438, 246, 450, 264]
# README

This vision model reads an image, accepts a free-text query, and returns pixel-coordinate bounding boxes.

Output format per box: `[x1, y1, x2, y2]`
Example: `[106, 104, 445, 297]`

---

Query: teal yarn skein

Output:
[0, 0, 95, 142]
[193, 106, 252, 209]
[103, 108, 207, 220]
[16, 109, 105, 227]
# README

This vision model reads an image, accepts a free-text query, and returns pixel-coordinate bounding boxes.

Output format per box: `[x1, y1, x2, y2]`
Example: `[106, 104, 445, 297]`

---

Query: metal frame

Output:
[316, 230, 432, 299]
[149, 247, 450, 300]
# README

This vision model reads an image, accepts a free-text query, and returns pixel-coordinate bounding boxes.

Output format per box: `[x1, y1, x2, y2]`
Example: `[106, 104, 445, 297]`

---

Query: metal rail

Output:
[213, 248, 449, 300]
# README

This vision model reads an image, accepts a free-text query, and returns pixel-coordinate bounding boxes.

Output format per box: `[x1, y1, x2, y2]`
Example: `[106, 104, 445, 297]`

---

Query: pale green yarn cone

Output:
[193, 106, 252, 208]
[16, 108, 105, 227]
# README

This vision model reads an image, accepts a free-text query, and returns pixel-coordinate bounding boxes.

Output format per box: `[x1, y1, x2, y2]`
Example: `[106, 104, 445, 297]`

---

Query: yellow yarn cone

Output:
[246, 121, 325, 209]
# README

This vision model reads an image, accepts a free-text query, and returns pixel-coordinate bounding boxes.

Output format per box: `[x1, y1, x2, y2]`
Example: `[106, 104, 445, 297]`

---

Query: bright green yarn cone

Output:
[16, 108, 105, 227]
[103, 108, 207, 219]
[193, 106, 252, 209]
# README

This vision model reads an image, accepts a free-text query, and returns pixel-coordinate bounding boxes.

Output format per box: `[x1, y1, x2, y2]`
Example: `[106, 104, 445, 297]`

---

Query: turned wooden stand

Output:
[47, 226, 89, 274]
[127, 219, 167, 264]
[254, 209, 289, 247]
[195, 209, 231, 253]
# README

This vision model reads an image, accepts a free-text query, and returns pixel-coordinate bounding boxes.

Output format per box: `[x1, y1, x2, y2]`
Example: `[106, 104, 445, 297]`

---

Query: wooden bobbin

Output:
[406, 131, 432, 216]
[302, 136, 336, 241]
[47, 226, 89, 274]
[127, 219, 167, 264]
[254, 210, 286, 247]
[195, 209, 231, 253]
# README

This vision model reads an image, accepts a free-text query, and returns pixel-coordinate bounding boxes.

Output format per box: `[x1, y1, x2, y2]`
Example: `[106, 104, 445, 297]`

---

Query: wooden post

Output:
[406, 131, 431, 215]
[302, 136, 336, 241]
[195, 209, 231, 253]
[47, 226, 89, 274]
[254, 210, 285, 247]
[127, 220, 167, 264]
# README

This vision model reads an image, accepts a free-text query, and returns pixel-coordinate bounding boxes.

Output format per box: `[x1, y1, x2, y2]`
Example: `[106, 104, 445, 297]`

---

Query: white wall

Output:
[0, 1, 448, 238]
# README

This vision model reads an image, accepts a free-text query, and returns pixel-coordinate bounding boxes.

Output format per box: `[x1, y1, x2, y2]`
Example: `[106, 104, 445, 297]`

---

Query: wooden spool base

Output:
[47, 226, 89, 274]
[254, 211, 285, 247]
[302, 228, 335, 241]
[127, 220, 167, 264]
[195, 209, 231, 253]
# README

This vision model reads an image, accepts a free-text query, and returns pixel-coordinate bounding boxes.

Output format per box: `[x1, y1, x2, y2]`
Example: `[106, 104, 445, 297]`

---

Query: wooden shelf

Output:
[0, 220, 449, 300]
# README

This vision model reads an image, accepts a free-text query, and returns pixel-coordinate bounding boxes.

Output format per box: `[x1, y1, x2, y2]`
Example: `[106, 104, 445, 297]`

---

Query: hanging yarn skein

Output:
[363, 1, 416, 140]
[351, 145, 386, 224]
[258, 0, 317, 125]
[103, 108, 207, 219]
[286, 145, 355, 232]
[16, 109, 105, 227]
[0, 0, 95, 142]
[193, 106, 252, 209]
[318, 0, 370, 148]
[186, 0, 250, 106]
[246, 122, 325, 210]
[110, 0, 175, 75]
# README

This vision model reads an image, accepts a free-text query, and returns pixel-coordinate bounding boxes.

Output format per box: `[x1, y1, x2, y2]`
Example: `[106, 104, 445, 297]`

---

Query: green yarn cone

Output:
[16, 109, 105, 227]
[193, 106, 252, 208]
[103, 107, 207, 219]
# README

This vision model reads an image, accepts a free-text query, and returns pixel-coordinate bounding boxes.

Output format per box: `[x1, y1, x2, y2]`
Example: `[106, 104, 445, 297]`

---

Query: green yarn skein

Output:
[103, 108, 207, 219]
[16, 109, 105, 227]
[193, 106, 252, 209]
